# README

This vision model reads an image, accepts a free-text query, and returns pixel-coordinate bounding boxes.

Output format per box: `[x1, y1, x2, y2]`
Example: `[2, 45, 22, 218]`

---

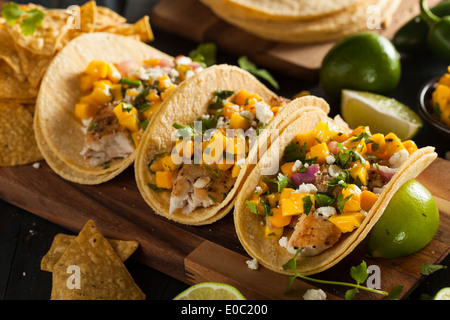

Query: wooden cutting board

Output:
[0, 156, 448, 300]
[150, 0, 441, 81]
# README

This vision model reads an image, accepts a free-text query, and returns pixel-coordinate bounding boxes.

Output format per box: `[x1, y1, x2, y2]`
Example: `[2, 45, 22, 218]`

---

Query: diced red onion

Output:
[378, 165, 397, 182]
[327, 141, 340, 155]
[291, 164, 319, 185]
[117, 59, 136, 75]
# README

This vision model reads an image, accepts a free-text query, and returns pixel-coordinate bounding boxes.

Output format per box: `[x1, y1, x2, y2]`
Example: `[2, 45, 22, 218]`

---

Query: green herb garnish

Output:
[189, 42, 217, 68]
[2, 2, 45, 35]
[283, 251, 403, 300]
[237, 56, 279, 90]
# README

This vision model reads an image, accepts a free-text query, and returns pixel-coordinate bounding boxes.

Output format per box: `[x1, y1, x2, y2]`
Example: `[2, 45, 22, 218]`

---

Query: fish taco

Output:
[35, 32, 203, 184]
[234, 108, 437, 275]
[135, 64, 330, 225]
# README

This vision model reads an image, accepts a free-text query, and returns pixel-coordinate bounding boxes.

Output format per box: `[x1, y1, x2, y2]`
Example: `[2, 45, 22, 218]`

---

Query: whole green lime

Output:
[320, 32, 401, 100]
[367, 179, 439, 258]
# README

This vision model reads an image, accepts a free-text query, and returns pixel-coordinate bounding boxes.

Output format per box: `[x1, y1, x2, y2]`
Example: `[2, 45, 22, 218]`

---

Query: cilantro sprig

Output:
[189, 42, 217, 68]
[2, 2, 45, 35]
[283, 250, 403, 300]
[238, 56, 279, 90]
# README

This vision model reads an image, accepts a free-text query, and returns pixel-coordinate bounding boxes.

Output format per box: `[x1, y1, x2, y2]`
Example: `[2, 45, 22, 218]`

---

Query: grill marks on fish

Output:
[81, 104, 134, 167]
[169, 164, 236, 215]
[287, 213, 342, 257]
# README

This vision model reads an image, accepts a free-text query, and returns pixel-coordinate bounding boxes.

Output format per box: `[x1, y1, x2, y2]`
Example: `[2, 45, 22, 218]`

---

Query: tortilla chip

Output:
[0, 61, 38, 100]
[41, 233, 139, 272]
[0, 101, 42, 166]
[6, 8, 69, 56]
[80, 1, 97, 33]
[94, 6, 127, 30]
[50, 220, 145, 300]
[101, 16, 154, 42]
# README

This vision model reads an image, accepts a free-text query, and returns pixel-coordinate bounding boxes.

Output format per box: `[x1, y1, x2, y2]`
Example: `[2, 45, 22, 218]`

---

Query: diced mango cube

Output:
[119, 115, 139, 132]
[384, 132, 405, 156]
[80, 74, 94, 91]
[229, 113, 251, 130]
[155, 170, 177, 189]
[296, 131, 316, 151]
[281, 193, 314, 216]
[350, 163, 368, 186]
[231, 164, 241, 178]
[341, 184, 361, 213]
[264, 222, 284, 239]
[268, 207, 292, 228]
[360, 190, 379, 212]
[402, 140, 418, 155]
[233, 89, 261, 106]
[329, 211, 366, 233]
[74, 102, 97, 120]
[113, 102, 138, 122]
[267, 193, 280, 208]
[146, 90, 161, 102]
[142, 101, 162, 120]
[131, 131, 143, 148]
[161, 85, 177, 100]
[306, 142, 330, 164]
[85, 60, 108, 79]
[161, 154, 180, 172]
[281, 162, 297, 178]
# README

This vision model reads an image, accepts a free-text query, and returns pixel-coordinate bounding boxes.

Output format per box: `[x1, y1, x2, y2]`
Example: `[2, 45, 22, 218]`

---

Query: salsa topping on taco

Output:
[148, 89, 290, 215]
[74, 56, 203, 167]
[245, 121, 419, 257]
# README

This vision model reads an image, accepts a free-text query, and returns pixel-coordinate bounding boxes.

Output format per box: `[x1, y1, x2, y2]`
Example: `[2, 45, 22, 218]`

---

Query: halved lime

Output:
[341, 89, 423, 140]
[367, 179, 439, 259]
[173, 282, 246, 300]
[434, 287, 450, 300]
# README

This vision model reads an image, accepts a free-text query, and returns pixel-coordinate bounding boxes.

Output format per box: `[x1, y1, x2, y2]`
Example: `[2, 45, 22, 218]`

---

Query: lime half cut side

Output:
[434, 287, 450, 300]
[341, 90, 423, 140]
[173, 282, 246, 300]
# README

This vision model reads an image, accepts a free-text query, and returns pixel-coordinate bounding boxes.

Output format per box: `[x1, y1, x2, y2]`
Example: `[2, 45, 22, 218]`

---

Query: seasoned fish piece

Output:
[81, 105, 134, 167]
[169, 164, 236, 215]
[287, 213, 342, 257]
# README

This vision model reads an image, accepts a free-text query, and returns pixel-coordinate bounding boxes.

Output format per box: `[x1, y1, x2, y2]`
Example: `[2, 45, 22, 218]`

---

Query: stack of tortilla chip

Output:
[199, 0, 401, 43]
[41, 220, 145, 300]
[0, 1, 153, 166]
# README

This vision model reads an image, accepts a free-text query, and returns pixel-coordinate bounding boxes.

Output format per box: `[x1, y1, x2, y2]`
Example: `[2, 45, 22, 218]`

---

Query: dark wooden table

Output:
[1, 0, 449, 302]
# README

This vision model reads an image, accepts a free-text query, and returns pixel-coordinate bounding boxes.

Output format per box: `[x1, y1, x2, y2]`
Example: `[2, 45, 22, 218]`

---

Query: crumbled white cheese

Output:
[235, 157, 246, 168]
[185, 69, 195, 79]
[295, 183, 318, 194]
[278, 236, 288, 248]
[303, 289, 327, 300]
[201, 113, 211, 120]
[32, 162, 40, 169]
[328, 164, 342, 178]
[255, 186, 263, 194]
[389, 149, 409, 168]
[239, 110, 254, 120]
[325, 155, 336, 164]
[292, 160, 302, 172]
[246, 258, 259, 270]
[316, 206, 336, 220]
[175, 56, 193, 66]
[216, 117, 230, 128]
[254, 101, 273, 124]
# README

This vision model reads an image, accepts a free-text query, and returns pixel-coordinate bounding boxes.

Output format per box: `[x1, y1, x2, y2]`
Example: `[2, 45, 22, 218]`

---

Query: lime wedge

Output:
[341, 90, 423, 140]
[434, 287, 450, 300]
[173, 282, 246, 300]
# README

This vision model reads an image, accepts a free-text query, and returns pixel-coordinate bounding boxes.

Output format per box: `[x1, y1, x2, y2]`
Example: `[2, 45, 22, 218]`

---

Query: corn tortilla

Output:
[135, 65, 329, 225]
[35, 33, 172, 184]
